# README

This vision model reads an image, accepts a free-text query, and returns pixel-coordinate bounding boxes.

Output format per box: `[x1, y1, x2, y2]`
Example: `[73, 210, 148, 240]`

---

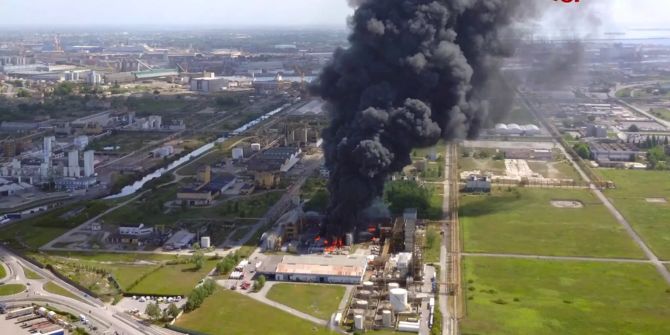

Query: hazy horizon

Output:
[0, 0, 669, 34]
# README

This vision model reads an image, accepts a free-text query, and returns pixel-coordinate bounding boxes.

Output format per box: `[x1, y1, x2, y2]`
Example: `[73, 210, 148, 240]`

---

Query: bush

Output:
[184, 279, 216, 312]
[253, 275, 266, 292]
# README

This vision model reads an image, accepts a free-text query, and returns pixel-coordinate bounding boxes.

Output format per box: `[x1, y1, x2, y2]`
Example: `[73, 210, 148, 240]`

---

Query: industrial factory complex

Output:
[1, 3, 670, 335]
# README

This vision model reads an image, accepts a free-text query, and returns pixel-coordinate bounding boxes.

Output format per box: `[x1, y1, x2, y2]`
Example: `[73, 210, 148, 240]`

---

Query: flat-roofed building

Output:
[258, 254, 368, 284]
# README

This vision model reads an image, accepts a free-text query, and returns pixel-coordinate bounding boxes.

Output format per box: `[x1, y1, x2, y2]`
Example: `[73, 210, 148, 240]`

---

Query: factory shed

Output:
[258, 254, 368, 284]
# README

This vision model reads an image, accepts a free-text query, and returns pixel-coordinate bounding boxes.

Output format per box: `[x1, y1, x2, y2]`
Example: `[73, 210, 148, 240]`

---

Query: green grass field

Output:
[176, 288, 333, 335]
[650, 108, 670, 121]
[21, 266, 42, 280]
[0, 262, 6, 280]
[85, 262, 160, 291]
[460, 188, 644, 258]
[88, 131, 168, 153]
[598, 169, 670, 260]
[0, 284, 26, 296]
[44, 281, 84, 301]
[126, 259, 219, 295]
[266, 284, 346, 320]
[459, 157, 506, 175]
[425, 224, 441, 264]
[461, 257, 670, 335]
[527, 160, 581, 181]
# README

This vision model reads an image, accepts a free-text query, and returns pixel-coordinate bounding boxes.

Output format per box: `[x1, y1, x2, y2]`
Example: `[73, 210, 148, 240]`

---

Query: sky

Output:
[0, 0, 669, 32]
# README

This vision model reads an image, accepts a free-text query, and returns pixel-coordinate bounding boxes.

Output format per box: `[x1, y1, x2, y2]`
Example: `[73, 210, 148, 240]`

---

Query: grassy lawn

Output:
[109, 265, 159, 290]
[0, 201, 111, 250]
[87, 131, 168, 153]
[43, 281, 84, 301]
[176, 288, 333, 335]
[41, 251, 176, 263]
[126, 259, 219, 295]
[650, 108, 670, 121]
[0, 262, 6, 279]
[266, 284, 346, 320]
[425, 223, 441, 264]
[0, 284, 26, 296]
[460, 188, 644, 258]
[527, 160, 581, 181]
[598, 169, 670, 260]
[22, 266, 43, 280]
[461, 257, 670, 335]
[459, 157, 506, 175]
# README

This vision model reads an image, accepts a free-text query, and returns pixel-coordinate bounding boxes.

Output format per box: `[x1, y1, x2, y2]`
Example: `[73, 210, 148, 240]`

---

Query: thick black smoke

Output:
[313, 0, 536, 237]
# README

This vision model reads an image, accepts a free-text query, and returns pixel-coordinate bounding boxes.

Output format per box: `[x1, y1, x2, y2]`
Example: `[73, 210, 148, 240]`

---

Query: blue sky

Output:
[0, 0, 668, 30]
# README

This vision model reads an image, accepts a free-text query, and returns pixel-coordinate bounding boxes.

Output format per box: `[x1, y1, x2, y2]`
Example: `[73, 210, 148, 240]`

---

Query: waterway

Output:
[105, 104, 288, 199]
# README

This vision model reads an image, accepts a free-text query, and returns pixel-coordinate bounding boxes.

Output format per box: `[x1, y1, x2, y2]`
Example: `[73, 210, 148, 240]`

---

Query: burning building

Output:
[313, 0, 537, 238]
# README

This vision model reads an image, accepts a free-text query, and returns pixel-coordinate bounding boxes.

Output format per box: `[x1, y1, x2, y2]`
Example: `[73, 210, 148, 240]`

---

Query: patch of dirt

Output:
[646, 198, 667, 204]
[551, 200, 584, 208]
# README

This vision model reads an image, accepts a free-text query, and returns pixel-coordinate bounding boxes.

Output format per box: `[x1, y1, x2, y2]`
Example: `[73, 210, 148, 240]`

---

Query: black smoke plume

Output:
[313, 0, 535, 237]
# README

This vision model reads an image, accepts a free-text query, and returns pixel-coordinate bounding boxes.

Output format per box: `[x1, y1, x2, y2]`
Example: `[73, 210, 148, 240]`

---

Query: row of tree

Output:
[184, 279, 216, 312]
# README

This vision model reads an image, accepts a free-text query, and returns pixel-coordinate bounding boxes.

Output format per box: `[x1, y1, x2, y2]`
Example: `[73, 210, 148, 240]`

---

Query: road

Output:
[520, 91, 670, 285]
[439, 144, 457, 335]
[609, 83, 670, 129]
[0, 247, 171, 335]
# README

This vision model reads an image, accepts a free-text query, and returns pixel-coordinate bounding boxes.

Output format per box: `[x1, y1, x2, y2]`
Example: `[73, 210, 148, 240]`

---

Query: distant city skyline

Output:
[0, 0, 668, 33]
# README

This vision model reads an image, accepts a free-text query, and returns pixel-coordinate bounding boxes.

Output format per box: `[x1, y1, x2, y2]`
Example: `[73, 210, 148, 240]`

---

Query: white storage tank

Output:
[251, 143, 261, 151]
[388, 282, 400, 290]
[356, 300, 369, 309]
[354, 314, 364, 330]
[232, 147, 244, 159]
[37, 307, 47, 316]
[358, 290, 371, 298]
[363, 281, 374, 288]
[382, 310, 393, 327]
[47, 311, 56, 320]
[389, 288, 408, 312]
[398, 321, 420, 333]
[345, 233, 354, 246]
[200, 236, 211, 249]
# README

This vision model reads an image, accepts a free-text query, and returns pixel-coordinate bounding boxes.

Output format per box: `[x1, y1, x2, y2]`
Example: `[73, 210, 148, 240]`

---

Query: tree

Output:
[16, 88, 31, 98]
[166, 303, 180, 319]
[145, 302, 161, 320]
[253, 275, 266, 292]
[192, 250, 204, 270]
[572, 143, 591, 159]
[385, 180, 431, 216]
[628, 124, 640, 132]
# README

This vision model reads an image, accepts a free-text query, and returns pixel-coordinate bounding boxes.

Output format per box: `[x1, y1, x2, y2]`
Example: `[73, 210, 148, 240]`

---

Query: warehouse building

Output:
[258, 254, 368, 284]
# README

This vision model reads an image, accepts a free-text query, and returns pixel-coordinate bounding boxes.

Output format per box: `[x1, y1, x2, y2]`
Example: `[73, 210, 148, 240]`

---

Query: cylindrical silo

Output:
[388, 282, 400, 290]
[354, 315, 364, 330]
[200, 236, 211, 249]
[382, 310, 393, 327]
[389, 288, 408, 312]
